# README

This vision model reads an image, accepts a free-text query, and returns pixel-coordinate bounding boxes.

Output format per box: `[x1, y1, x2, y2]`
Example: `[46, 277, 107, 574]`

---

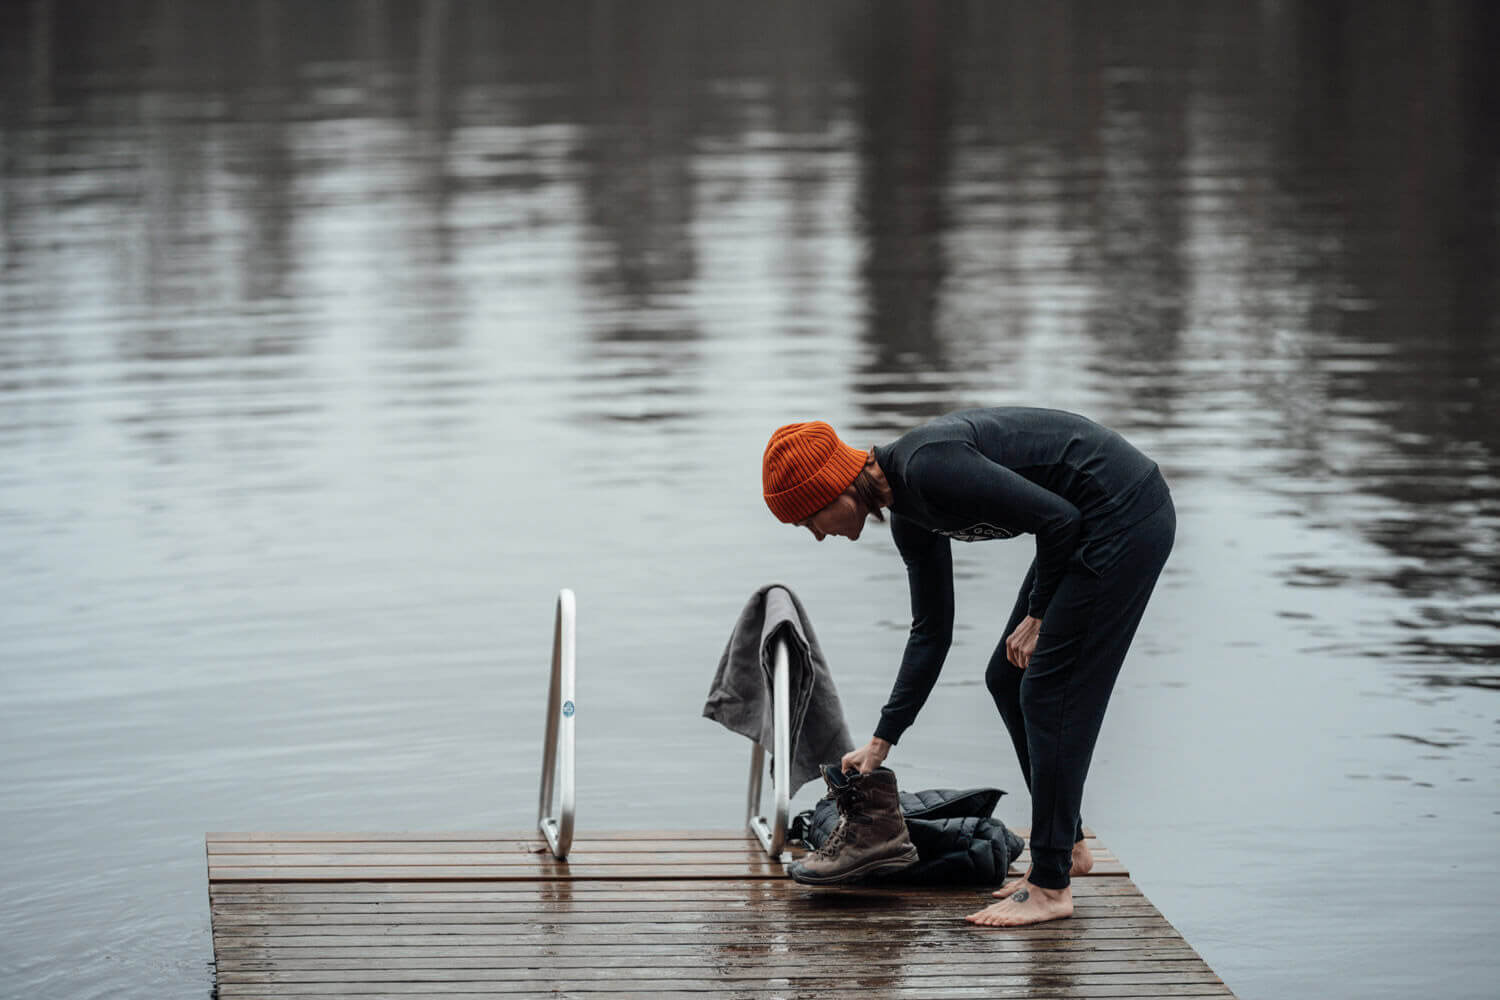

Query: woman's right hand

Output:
[841, 737, 892, 775]
[1006, 615, 1042, 669]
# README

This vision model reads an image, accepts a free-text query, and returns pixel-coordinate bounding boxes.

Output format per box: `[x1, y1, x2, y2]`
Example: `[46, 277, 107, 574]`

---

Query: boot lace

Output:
[811, 784, 868, 860]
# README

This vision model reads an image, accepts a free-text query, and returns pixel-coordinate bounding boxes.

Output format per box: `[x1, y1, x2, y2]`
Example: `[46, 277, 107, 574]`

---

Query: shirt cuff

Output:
[873, 717, 905, 746]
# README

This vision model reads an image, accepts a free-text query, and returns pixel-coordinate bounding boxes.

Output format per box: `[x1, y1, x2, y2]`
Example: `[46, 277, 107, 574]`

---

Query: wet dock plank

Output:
[206, 830, 1234, 999]
[205, 830, 1123, 882]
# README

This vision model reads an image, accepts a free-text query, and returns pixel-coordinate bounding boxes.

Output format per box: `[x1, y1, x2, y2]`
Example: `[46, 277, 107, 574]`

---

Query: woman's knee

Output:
[985, 656, 1019, 705]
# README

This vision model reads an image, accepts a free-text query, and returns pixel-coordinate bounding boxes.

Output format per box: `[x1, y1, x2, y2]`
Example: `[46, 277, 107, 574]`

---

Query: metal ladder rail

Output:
[745, 635, 790, 860]
[537, 588, 576, 860]
[537, 588, 788, 862]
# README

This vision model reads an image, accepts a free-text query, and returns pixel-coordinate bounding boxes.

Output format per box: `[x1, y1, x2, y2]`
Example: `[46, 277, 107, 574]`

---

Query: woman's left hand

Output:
[1005, 616, 1042, 669]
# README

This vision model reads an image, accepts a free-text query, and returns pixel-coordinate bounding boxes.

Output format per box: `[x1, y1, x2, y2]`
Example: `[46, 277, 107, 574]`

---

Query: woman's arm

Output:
[870, 513, 955, 747]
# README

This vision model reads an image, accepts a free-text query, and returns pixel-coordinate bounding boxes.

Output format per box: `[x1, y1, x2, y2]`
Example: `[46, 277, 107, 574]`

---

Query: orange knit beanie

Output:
[762, 421, 869, 523]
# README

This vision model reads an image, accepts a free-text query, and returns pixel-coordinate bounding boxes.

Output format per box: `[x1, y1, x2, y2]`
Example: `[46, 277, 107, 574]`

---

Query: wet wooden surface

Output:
[206, 829, 1235, 999]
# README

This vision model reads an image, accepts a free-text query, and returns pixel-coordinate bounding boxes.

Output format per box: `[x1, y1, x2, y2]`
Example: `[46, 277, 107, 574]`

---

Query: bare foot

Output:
[992, 839, 1094, 898]
[1071, 837, 1094, 877]
[966, 880, 1073, 927]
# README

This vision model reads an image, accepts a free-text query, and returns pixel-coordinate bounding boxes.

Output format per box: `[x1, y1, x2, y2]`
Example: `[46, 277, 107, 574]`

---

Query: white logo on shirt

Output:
[935, 522, 1017, 542]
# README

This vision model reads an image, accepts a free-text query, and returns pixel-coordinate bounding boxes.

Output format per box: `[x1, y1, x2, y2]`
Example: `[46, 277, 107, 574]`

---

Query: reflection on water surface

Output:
[1, 2, 1496, 999]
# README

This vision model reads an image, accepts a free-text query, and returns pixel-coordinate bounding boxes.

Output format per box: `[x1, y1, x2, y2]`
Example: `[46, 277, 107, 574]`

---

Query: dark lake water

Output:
[2, 2, 1497, 997]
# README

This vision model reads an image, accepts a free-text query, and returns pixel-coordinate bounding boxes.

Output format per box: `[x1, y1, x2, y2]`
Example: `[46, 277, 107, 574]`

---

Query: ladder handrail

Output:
[537, 587, 786, 861]
[538, 588, 576, 860]
[745, 635, 790, 860]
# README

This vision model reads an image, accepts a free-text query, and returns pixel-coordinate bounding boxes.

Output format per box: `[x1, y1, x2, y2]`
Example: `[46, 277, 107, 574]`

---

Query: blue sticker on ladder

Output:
[562, 700, 575, 718]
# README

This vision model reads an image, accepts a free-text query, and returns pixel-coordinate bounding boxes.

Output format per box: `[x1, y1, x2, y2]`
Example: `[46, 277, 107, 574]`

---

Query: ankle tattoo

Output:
[1011, 888, 1030, 903]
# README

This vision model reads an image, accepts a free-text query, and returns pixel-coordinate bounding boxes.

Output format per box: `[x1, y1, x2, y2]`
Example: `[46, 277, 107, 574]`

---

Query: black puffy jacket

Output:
[789, 786, 1024, 886]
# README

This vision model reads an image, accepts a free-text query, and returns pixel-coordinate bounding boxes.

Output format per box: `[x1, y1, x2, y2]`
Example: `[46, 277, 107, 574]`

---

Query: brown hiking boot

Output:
[787, 765, 919, 885]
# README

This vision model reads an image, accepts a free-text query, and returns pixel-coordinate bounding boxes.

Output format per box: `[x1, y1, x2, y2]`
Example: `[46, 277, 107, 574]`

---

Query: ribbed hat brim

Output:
[762, 422, 867, 523]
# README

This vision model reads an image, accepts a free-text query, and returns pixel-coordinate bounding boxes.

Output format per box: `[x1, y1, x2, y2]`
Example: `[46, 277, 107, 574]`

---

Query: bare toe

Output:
[965, 902, 1003, 925]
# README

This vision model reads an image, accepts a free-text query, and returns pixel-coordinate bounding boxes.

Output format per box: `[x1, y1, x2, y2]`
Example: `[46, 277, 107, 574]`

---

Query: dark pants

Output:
[984, 495, 1176, 890]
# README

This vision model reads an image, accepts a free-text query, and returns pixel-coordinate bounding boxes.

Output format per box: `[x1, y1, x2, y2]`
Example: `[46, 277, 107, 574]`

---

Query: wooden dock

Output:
[207, 829, 1236, 999]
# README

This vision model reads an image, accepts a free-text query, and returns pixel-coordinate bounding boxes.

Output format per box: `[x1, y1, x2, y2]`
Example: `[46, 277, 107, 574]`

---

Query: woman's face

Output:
[798, 491, 868, 542]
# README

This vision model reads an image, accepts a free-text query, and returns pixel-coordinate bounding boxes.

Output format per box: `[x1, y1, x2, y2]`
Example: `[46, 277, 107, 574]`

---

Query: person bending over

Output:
[761, 407, 1175, 927]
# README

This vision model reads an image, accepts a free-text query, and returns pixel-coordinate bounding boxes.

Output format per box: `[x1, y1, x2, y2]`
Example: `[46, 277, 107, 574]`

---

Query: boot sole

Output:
[787, 846, 920, 886]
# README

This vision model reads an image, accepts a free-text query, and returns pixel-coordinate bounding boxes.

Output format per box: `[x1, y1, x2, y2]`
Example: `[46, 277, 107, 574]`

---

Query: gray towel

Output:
[702, 583, 855, 797]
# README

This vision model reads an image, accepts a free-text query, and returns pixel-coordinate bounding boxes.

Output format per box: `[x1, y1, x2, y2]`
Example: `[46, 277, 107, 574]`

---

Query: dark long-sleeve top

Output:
[868, 407, 1169, 745]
